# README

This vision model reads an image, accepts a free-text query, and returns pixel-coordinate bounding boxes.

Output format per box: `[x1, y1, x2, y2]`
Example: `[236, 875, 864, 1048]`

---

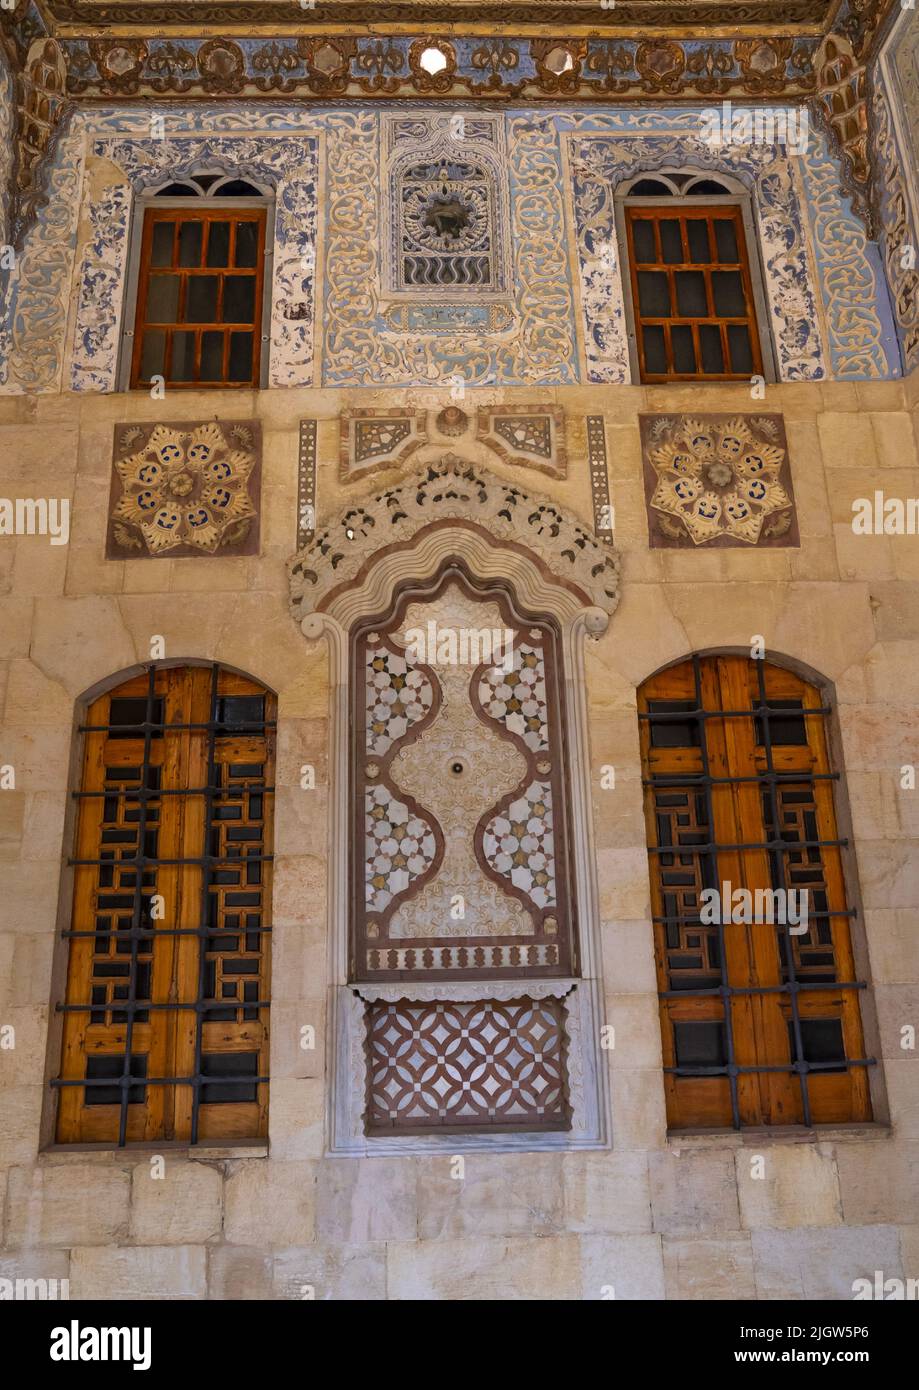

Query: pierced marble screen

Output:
[351, 571, 578, 982]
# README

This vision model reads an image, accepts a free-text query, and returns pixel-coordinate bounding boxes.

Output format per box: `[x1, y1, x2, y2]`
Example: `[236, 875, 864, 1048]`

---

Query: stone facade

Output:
[1, 371, 918, 1298]
[0, 10, 917, 1297]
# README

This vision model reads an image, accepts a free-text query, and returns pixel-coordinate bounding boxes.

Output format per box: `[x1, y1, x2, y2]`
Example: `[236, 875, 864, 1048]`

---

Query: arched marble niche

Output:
[289, 457, 617, 1153]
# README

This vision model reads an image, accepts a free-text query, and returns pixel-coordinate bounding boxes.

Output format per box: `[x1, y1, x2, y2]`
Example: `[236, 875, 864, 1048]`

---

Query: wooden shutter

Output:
[625, 204, 764, 383]
[131, 207, 266, 389]
[638, 655, 871, 1129]
[56, 665, 274, 1146]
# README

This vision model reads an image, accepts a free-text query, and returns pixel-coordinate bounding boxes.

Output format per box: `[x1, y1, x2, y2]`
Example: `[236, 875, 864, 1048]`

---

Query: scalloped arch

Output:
[288, 455, 620, 634]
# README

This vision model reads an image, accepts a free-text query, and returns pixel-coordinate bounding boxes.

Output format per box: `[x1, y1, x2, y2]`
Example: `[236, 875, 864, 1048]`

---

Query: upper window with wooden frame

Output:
[123, 173, 272, 392]
[638, 654, 874, 1131]
[53, 664, 275, 1147]
[616, 170, 773, 384]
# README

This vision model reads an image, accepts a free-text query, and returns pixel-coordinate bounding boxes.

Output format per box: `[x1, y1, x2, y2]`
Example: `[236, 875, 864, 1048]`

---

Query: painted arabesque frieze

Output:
[69, 133, 318, 391]
[873, 9, 919, 373]
[0, 101, 903, 394]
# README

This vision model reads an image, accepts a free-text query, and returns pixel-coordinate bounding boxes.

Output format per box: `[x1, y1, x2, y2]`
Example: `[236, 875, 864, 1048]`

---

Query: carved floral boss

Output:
[106, 421, 261, 558]
[640, 413, 798, 548]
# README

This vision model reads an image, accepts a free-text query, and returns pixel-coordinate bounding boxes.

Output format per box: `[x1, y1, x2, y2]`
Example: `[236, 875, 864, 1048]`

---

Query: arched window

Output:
[124, 172, 272, 390]
[638, 654, 873, 1130]
[616, 169, 773, 384]
[53, 664, 275, 1146]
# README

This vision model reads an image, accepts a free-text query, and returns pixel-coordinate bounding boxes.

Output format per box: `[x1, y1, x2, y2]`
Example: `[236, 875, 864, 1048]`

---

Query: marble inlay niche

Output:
[354, 575, 577, 980]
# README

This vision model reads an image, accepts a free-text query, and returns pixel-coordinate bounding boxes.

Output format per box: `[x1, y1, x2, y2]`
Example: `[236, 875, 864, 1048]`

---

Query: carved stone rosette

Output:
[640, 413, 798, 548]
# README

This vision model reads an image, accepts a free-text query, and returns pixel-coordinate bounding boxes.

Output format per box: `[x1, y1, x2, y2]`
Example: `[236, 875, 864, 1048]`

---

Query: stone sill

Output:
[667, 1123, 892, 1150]
[39, 1141, 268, 1164]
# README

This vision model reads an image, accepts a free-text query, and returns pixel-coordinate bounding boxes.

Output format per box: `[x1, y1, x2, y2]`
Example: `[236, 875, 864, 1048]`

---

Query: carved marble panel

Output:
[587, 415, 614, 542]
[639, 412, 798, 548]
[298, 419, 317, 548]
[339, 407, 428, 482]
[364, 995, 570, 1134]
[477, 404, 567, 478]
[290, 455, 620, 622]
[106, 419, 261, 558]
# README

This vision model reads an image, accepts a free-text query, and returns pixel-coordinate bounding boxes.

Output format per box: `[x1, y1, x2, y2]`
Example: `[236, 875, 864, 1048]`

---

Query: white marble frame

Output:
[298, 520, 613, 1156]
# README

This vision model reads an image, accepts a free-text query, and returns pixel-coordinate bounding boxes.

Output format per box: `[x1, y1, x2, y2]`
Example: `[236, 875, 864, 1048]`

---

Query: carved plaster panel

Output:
[289, 455, 620, 625]
[640, 412, 798, 548]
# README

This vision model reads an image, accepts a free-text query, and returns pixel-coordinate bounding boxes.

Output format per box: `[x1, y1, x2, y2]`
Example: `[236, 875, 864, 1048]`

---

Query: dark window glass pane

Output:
[195, 174, 221, 191]
[150, 221, 174, 268]
[218, 180, 262, 197]
[138, 330, 165, 381]
[187, 275, 219, 323]
[228, 330, 254, 381]
[206, 221, 231, 268]
[234, 221, 259, 268]
[108, 696, 164, 733]
[85, 1054, 148, 1106]
[642, 324, 666, 375]
[178, 220, 203, 267]
[712, 270, 746, 317]
[145, 274, 179, 323]
[788, 1019, 847, 1072]
[675, 270, 707, 317]
[714, 219, 739, 262]
[637, 270, 670, 317]
[660, 219, 683, 264]
[155, 182, 197, 197]
[687, 219, 712, 263]
[700, 323, 725, 374]
[200, 331, 224, 380]
[689, 178, 730, 195]
[216, 695, 266, 731]
[755, 700, 808, 746]
[631, 218, 655, 262]
[223, 276, 256, 324]
[630, 178, 671, 195]
[728, 323, 755, 374]
[649, 700, 700, 748]
[672, 324, 696, 374]
[200, 1052, 259, 1104]
[674, 1021, 727, 1069]
[171, 330, 195, 381]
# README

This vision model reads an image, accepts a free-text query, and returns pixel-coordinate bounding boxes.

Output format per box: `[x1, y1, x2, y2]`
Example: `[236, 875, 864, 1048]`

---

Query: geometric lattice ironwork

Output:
[53, 663, 274, 1147]
[639, 653, 873, 1131]
[365, 997, 570, 1134]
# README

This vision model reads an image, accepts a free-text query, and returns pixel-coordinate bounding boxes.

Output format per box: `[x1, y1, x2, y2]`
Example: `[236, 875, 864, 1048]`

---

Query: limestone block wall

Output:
[0, 375, 917, 1299]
